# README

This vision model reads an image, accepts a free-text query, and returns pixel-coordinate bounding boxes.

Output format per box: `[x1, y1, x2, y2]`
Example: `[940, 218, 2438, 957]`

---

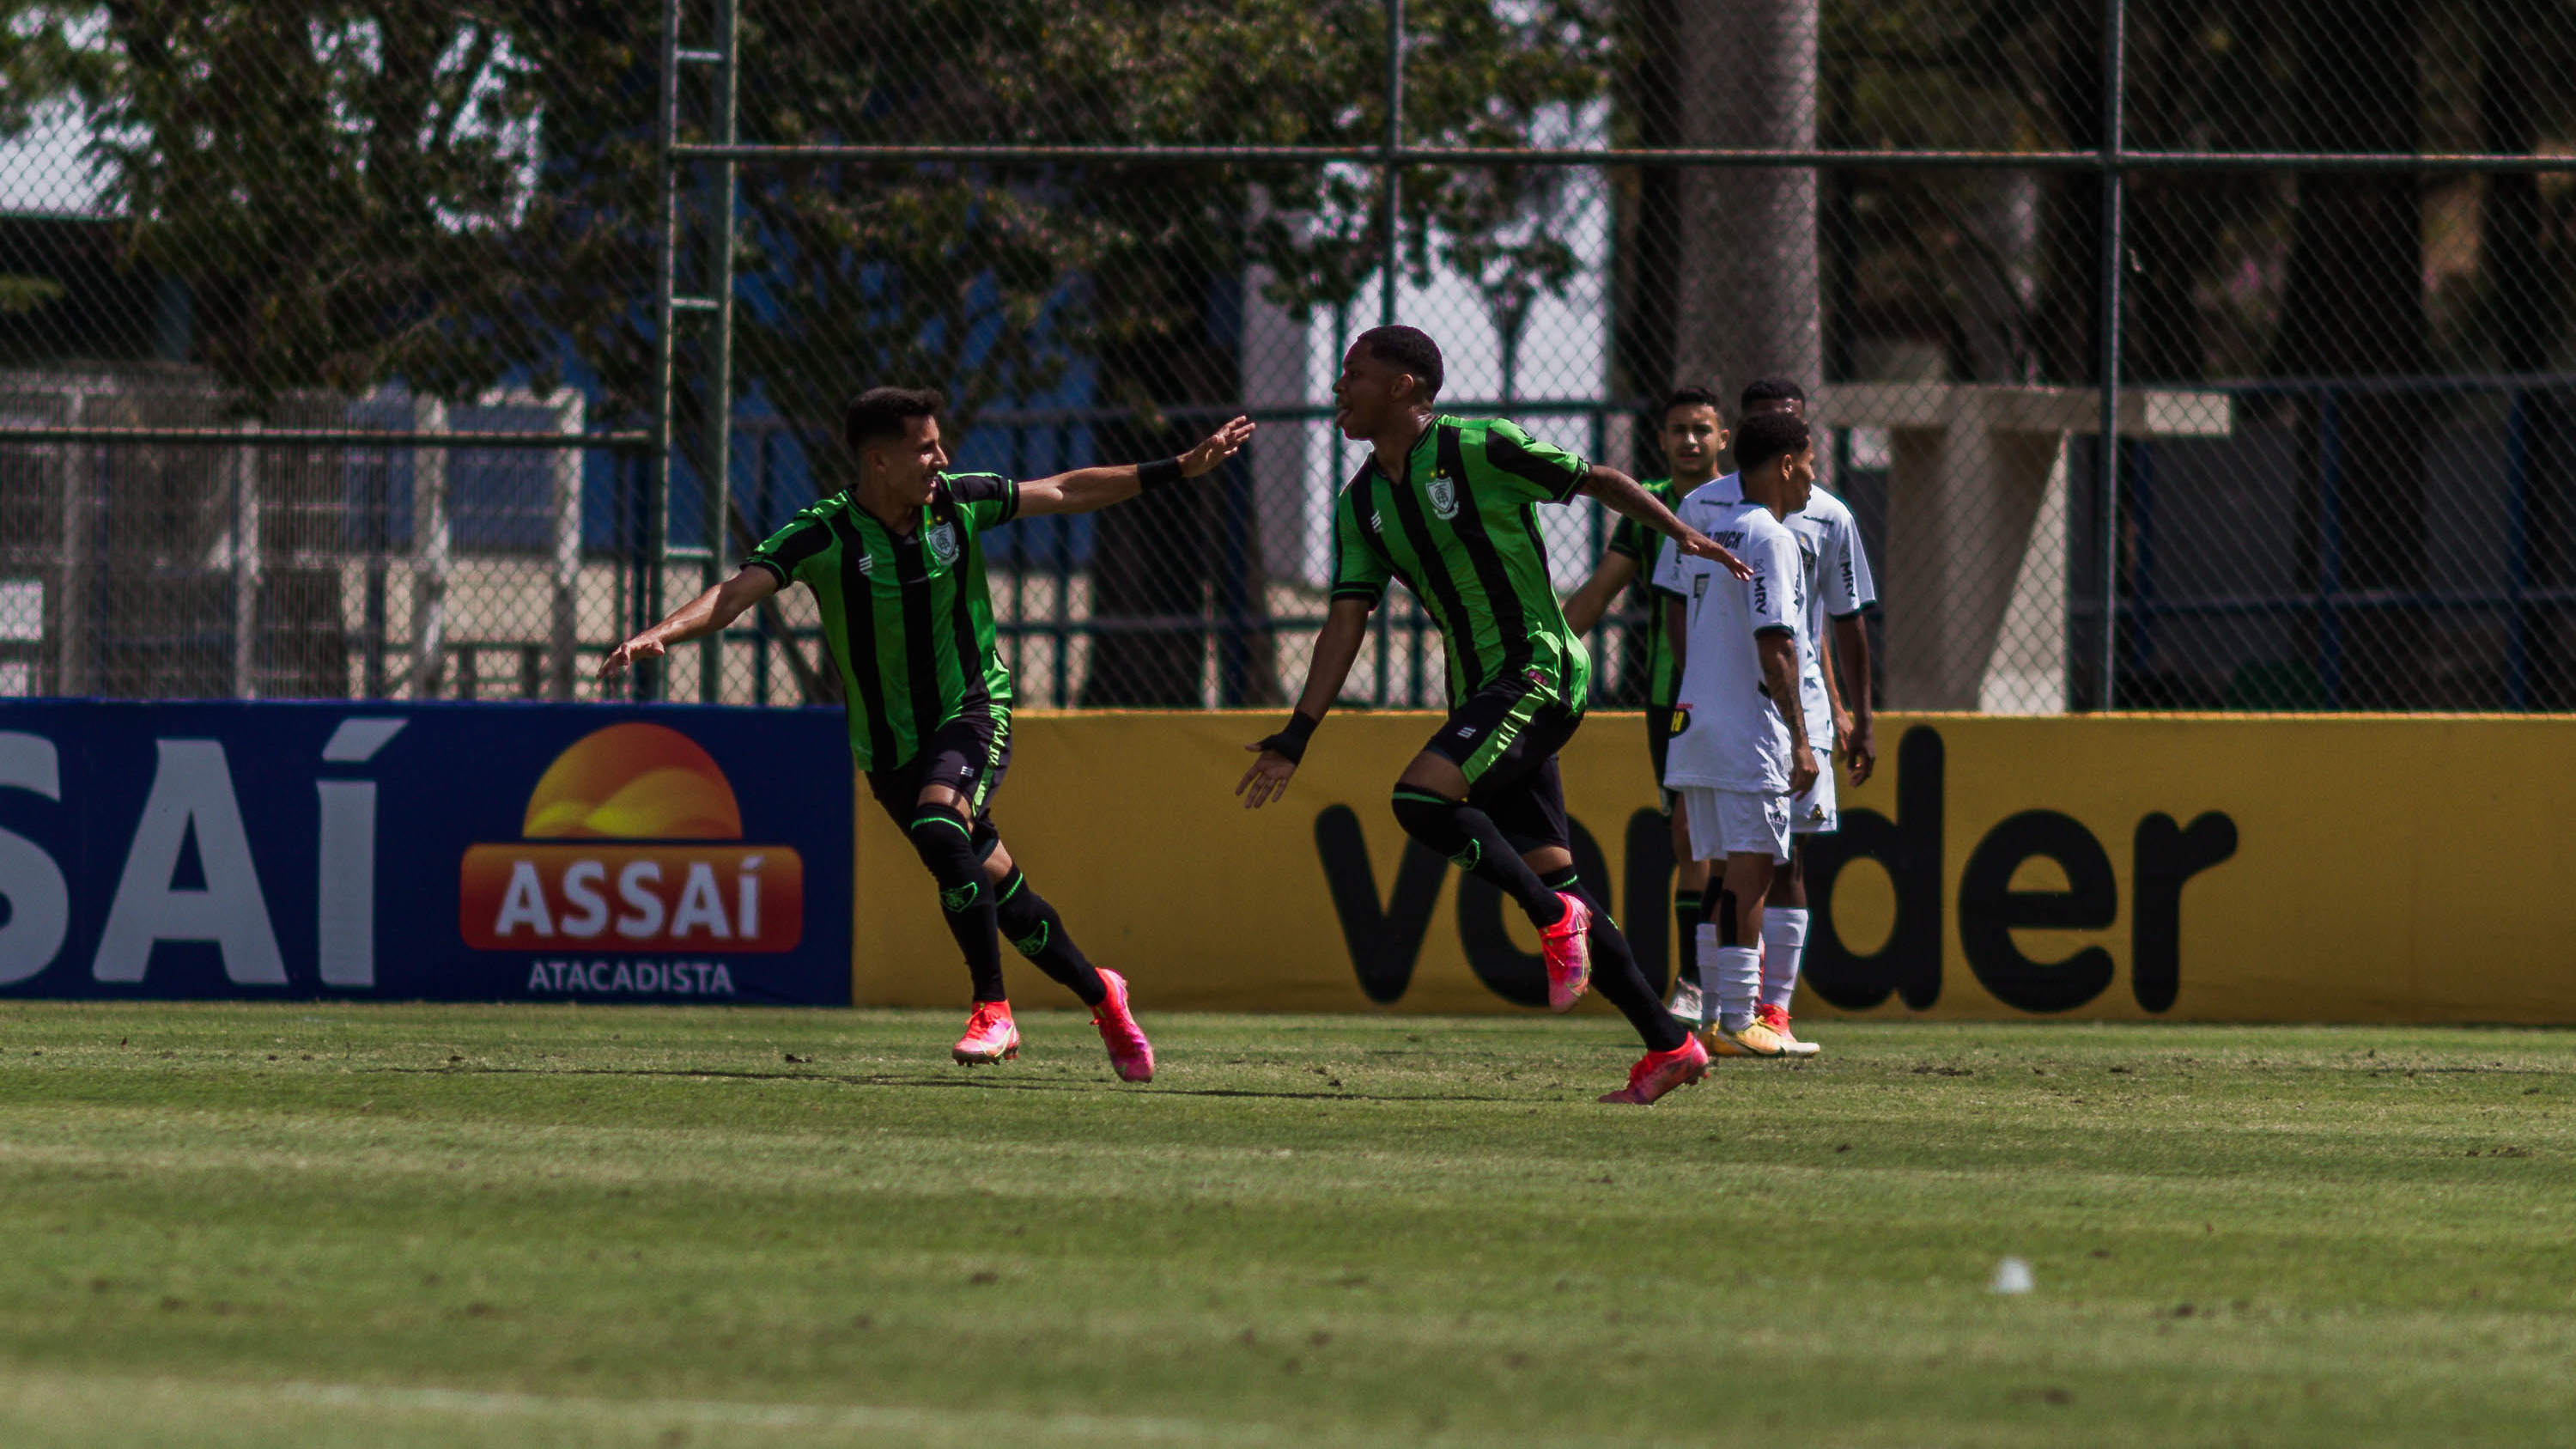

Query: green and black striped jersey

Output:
[744, 473, 1017, 772]
[1330, 416, 1594, 708]
[1605, 476, 1681, 709]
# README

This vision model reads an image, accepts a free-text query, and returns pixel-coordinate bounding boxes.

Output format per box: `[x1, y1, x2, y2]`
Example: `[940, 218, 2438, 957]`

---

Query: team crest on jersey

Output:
[1427, 470, 1459, 520]
[926, 523, 960, 566]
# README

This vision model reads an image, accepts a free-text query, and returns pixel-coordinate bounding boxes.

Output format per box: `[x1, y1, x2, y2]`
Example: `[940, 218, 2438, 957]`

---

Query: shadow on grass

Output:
[353, 1064, 1522, 1105]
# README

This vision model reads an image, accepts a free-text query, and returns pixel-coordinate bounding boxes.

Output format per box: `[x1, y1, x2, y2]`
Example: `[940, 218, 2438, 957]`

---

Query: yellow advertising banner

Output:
[852, 712, 2576, 1022]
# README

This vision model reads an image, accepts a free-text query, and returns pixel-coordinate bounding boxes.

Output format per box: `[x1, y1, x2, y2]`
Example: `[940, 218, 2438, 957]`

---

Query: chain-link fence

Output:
[5, 2, 2573, 712]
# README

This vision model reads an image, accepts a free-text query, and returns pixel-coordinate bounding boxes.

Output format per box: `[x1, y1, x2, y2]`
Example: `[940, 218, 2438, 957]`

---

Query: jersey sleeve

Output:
[1821, 510, 1878, 618]
[743, 513, 833, 587]
[1330, 488, 1392, 606]
[1479, 419, 1589, 505]
[1747, 529, 1799, 637]
[942, 472, 1020, 530]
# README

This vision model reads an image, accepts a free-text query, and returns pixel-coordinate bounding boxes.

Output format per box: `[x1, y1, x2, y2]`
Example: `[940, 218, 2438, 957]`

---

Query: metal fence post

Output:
[230, 421, 260, 699]
[2505, 387, 2532, 709]
[699, 0, 740, 705]
[2095, 0, 2126, 711]
[409, 397, 451, 697]
[1381, 0, 1403, 328]
[644, 0, 685, 703]
[548, 388, 586, 701]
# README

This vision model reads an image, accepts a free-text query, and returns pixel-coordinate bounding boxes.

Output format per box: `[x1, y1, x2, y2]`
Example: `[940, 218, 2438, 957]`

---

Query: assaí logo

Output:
[458, 724, 804, 994]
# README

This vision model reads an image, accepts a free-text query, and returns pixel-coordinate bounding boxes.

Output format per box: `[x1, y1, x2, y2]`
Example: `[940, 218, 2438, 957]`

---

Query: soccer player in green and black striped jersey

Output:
[601, 387, 1254, 1078]
[1561, 386, 1724, 1022]
[1234, 326, 1753, 1106]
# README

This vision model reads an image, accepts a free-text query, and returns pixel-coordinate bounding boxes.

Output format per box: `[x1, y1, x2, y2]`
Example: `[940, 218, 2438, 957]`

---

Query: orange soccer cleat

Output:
[1600, 1035, 1711, 1105]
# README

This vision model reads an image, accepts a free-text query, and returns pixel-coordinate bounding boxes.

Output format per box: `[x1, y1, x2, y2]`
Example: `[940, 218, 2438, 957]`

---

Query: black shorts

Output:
[864, 711, 1012, 855]
[1423, 677, 1582, 855]
[1645, 702, 1679, 813]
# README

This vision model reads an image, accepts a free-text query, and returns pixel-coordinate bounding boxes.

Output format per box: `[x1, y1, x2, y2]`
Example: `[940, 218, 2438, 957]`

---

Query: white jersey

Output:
[1693, 477, 1876, 751]
[1651, 485, 1805, 794]
[1783, 488, 1876, 740]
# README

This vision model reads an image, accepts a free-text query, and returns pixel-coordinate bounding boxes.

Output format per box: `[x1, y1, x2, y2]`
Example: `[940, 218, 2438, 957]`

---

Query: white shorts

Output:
[1790, 746, 1838, 835]
[1680, 787, 1791, 864]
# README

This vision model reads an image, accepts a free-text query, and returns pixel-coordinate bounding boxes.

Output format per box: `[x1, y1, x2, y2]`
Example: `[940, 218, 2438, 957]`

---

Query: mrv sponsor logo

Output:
[458, 724, 805, 994]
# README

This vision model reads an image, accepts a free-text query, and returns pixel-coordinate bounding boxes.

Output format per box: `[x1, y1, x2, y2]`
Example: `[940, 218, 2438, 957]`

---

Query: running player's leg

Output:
[977, 839, 1106, 1008]
[1479, 751, 1686, 1056]
[869, 738, 1005, 1005]
[1390, 679, 1569, 930]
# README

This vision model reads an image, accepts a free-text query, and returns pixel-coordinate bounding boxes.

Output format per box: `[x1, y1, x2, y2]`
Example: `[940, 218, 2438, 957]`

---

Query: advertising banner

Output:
[854, 711, 2576, 1023]
[0, 701, 852, 1004]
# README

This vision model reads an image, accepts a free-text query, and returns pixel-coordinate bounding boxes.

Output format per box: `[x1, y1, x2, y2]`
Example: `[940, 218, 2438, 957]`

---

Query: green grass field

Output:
[1, 1003, 2572, 1447]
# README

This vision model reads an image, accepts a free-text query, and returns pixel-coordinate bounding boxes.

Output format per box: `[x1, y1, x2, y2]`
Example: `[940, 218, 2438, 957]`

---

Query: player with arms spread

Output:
[601, 386, 1253, 1079]
[1236, 325, 1752, 1105]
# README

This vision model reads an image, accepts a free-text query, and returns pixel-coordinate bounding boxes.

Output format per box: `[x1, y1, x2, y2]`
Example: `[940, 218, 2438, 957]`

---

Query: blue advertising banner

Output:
[0, 701, 853, 1004]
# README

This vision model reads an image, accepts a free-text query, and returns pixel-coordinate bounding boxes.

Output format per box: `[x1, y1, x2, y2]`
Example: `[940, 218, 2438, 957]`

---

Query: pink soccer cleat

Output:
[1540, 892, 1593, 1012]
[1599, 1035, 1710, 1105]
[1091, 969, 1155, 1082]
[951, 1001, 1019, 1065]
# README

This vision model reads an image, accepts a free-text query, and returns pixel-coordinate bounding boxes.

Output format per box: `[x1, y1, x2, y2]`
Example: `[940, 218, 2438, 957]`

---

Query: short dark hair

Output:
[1356, 325, 1443, 400]
[1659, 385, 1722, 420]
[1734, 409, 1812, 478]
[1739, 377, 1807, 412]
[844, 386, 944, 454]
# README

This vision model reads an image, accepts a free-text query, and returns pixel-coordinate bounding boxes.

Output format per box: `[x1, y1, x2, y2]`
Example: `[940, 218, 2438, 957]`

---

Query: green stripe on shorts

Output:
[1459, 685, 1546, 783]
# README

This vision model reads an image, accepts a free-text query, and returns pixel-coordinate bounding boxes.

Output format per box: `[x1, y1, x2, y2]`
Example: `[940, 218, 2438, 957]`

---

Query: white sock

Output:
[1761, 907, 1808, 1013]
[1702, 924, 1761, 1031]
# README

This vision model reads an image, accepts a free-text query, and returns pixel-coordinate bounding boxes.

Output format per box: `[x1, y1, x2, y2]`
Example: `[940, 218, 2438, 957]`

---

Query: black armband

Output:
[1136, 456, 1185, 492]
[1257, 711, 1321, 764]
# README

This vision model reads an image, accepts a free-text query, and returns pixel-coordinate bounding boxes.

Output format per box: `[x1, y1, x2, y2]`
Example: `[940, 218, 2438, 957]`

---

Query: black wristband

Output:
[1257, 710, 1321, 764]
[1137, 456, 1185, 492]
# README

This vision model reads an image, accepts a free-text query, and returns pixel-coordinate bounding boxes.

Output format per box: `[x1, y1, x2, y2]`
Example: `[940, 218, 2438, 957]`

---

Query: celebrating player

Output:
[600, 387, 1255, 1079]
[1653, 409, 1819, 1059]
[1235, 324, 1750, 1105]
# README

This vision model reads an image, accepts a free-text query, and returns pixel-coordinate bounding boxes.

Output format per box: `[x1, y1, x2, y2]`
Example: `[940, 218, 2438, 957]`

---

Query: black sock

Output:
[1545, 870, 1686, 1054]
[993, 867, 1107, 1007]
[1390, 788, 1565, 926]
[905, 812, 1005, 1002]
[1674, 888, 1703, 991]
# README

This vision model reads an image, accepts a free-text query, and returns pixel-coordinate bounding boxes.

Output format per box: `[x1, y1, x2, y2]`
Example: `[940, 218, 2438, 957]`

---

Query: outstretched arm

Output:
[1016, 417, 1255, 517]
[1237, 596, 1374, 809]
[1578, 466, 1753, 581]
[598, 566, 781, 684]
[1560, 550, 1641, 636]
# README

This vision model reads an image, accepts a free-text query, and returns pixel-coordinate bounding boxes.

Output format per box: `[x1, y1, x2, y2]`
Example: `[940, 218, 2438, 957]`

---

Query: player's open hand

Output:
[1845, 717, 1877, 786]
[1182, 417, 1257, 478]
[1676, 528, 1755, 581]
[597, 633, 665, 684]
[1789, 746, 1820, 801]
[1236, 745, 1298, 809]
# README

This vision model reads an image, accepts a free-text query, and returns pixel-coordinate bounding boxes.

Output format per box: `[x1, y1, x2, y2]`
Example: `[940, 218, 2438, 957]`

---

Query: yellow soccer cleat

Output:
[1707, 1018, 1789, 1058]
